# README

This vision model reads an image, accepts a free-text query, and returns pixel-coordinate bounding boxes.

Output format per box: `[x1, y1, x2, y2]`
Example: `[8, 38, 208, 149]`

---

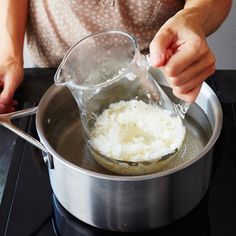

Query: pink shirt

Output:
[26, 0, 184, 67]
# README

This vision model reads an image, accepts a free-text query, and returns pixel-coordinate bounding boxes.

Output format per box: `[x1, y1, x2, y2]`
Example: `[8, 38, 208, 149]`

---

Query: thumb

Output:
[149, 28, 176, 67]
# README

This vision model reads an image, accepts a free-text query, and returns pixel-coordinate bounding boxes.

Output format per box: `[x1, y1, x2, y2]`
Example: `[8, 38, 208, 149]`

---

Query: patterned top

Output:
[26, 0, 185, 67]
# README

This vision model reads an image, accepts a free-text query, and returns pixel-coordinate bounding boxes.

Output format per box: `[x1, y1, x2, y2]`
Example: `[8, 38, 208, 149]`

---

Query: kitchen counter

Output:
[0, 68, 236, 236]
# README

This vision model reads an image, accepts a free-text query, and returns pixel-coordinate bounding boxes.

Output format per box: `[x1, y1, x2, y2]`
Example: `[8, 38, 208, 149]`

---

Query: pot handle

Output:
[0, 107, 47, 153]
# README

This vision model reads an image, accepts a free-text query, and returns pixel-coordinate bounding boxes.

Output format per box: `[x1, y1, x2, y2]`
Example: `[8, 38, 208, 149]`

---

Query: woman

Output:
[0, 0, 232, 113]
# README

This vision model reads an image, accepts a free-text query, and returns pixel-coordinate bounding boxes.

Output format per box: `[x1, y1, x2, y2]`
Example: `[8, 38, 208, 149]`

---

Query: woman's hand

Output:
[150, 8, 216, 102]
[0, 59, 24, 113]
[0, 0, 29, 113]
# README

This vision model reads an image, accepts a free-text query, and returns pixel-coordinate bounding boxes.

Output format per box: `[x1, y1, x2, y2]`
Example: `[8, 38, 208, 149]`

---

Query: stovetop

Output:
[0, 69, 236, 236]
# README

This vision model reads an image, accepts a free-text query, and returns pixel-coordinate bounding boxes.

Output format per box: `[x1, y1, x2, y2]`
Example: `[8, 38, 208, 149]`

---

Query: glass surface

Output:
[54, 30, 185, 175]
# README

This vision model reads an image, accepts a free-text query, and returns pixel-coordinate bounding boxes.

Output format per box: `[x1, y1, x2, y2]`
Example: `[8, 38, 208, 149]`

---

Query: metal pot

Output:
[0, 82, 222, 232]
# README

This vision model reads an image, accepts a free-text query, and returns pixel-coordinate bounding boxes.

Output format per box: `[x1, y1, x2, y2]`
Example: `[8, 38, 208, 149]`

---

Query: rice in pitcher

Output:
[90, 100, 186, 162]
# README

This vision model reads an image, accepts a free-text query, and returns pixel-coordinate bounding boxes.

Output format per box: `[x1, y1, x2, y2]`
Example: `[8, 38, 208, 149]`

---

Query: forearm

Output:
[183, 0, 232, 36]
[0, 0, 29, 64]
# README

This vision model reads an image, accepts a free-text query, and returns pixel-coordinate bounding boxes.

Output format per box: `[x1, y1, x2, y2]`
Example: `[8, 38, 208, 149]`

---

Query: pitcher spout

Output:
[54, 64, 69, 86]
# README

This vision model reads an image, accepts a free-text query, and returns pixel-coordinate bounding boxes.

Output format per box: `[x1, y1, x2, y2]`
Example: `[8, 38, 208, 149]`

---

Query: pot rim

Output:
[36, 83, 223, 181]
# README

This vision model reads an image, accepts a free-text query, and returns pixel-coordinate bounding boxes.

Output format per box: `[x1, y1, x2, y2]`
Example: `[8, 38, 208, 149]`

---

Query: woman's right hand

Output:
[0, 59, 24, 113]
[0, 0, 29, 113]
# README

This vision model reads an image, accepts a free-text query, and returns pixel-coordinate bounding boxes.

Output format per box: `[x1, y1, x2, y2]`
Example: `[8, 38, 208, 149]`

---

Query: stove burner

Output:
[52, 193, 210, 236]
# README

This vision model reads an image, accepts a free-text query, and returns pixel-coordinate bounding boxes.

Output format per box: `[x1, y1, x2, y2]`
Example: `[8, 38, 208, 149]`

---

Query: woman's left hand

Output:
[149, 8, 216, 102]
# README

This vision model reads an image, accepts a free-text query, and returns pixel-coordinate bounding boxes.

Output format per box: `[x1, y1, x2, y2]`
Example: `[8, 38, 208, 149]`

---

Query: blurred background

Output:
[23, 1, 236, 70]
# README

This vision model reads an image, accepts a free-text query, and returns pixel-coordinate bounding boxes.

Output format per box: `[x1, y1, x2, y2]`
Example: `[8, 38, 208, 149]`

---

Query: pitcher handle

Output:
[0, 107, 47, 153]
[173, 100, 191, 119]
[145, 54, 191, 119]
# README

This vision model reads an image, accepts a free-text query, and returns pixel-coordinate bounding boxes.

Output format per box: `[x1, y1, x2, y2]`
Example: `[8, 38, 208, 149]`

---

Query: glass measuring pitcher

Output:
[54, 30, 188, 175]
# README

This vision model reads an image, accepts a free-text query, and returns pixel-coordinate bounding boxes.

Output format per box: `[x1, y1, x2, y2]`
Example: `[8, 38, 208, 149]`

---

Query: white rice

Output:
[90, 100, 186, 162]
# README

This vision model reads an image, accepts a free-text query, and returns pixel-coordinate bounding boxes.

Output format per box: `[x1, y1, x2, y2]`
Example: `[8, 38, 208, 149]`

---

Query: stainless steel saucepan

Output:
[0, 82, 222, 232]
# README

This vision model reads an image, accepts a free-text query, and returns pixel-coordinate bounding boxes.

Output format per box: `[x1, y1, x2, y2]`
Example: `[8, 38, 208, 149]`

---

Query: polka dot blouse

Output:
[26, 0, 184, 67]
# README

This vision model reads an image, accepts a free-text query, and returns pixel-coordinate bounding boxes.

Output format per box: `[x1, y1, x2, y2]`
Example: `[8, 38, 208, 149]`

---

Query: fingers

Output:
[173, 84, 202, 103]
[0, 103, 16, 113]
[0, 80, 16, 104]
[166, 51, 215, 86]
[0, 63, 23, 113]
[0, 83, 17, 113]
[171, 65, 213, 102]
[0, 67, 23, 102]
[164, 46, 215, 102]
[165, 63, 215, 103]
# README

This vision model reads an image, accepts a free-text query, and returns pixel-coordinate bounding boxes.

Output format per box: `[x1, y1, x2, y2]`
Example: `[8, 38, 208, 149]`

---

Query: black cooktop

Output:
[0, 69, 236, 236]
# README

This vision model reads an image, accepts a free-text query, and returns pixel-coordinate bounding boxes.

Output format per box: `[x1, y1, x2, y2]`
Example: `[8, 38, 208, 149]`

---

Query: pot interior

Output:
[38, 83, 219, 176]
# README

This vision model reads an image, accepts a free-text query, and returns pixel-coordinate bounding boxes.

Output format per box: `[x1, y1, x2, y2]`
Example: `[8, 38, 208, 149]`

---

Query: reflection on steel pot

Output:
[0, 82, 222, 232]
